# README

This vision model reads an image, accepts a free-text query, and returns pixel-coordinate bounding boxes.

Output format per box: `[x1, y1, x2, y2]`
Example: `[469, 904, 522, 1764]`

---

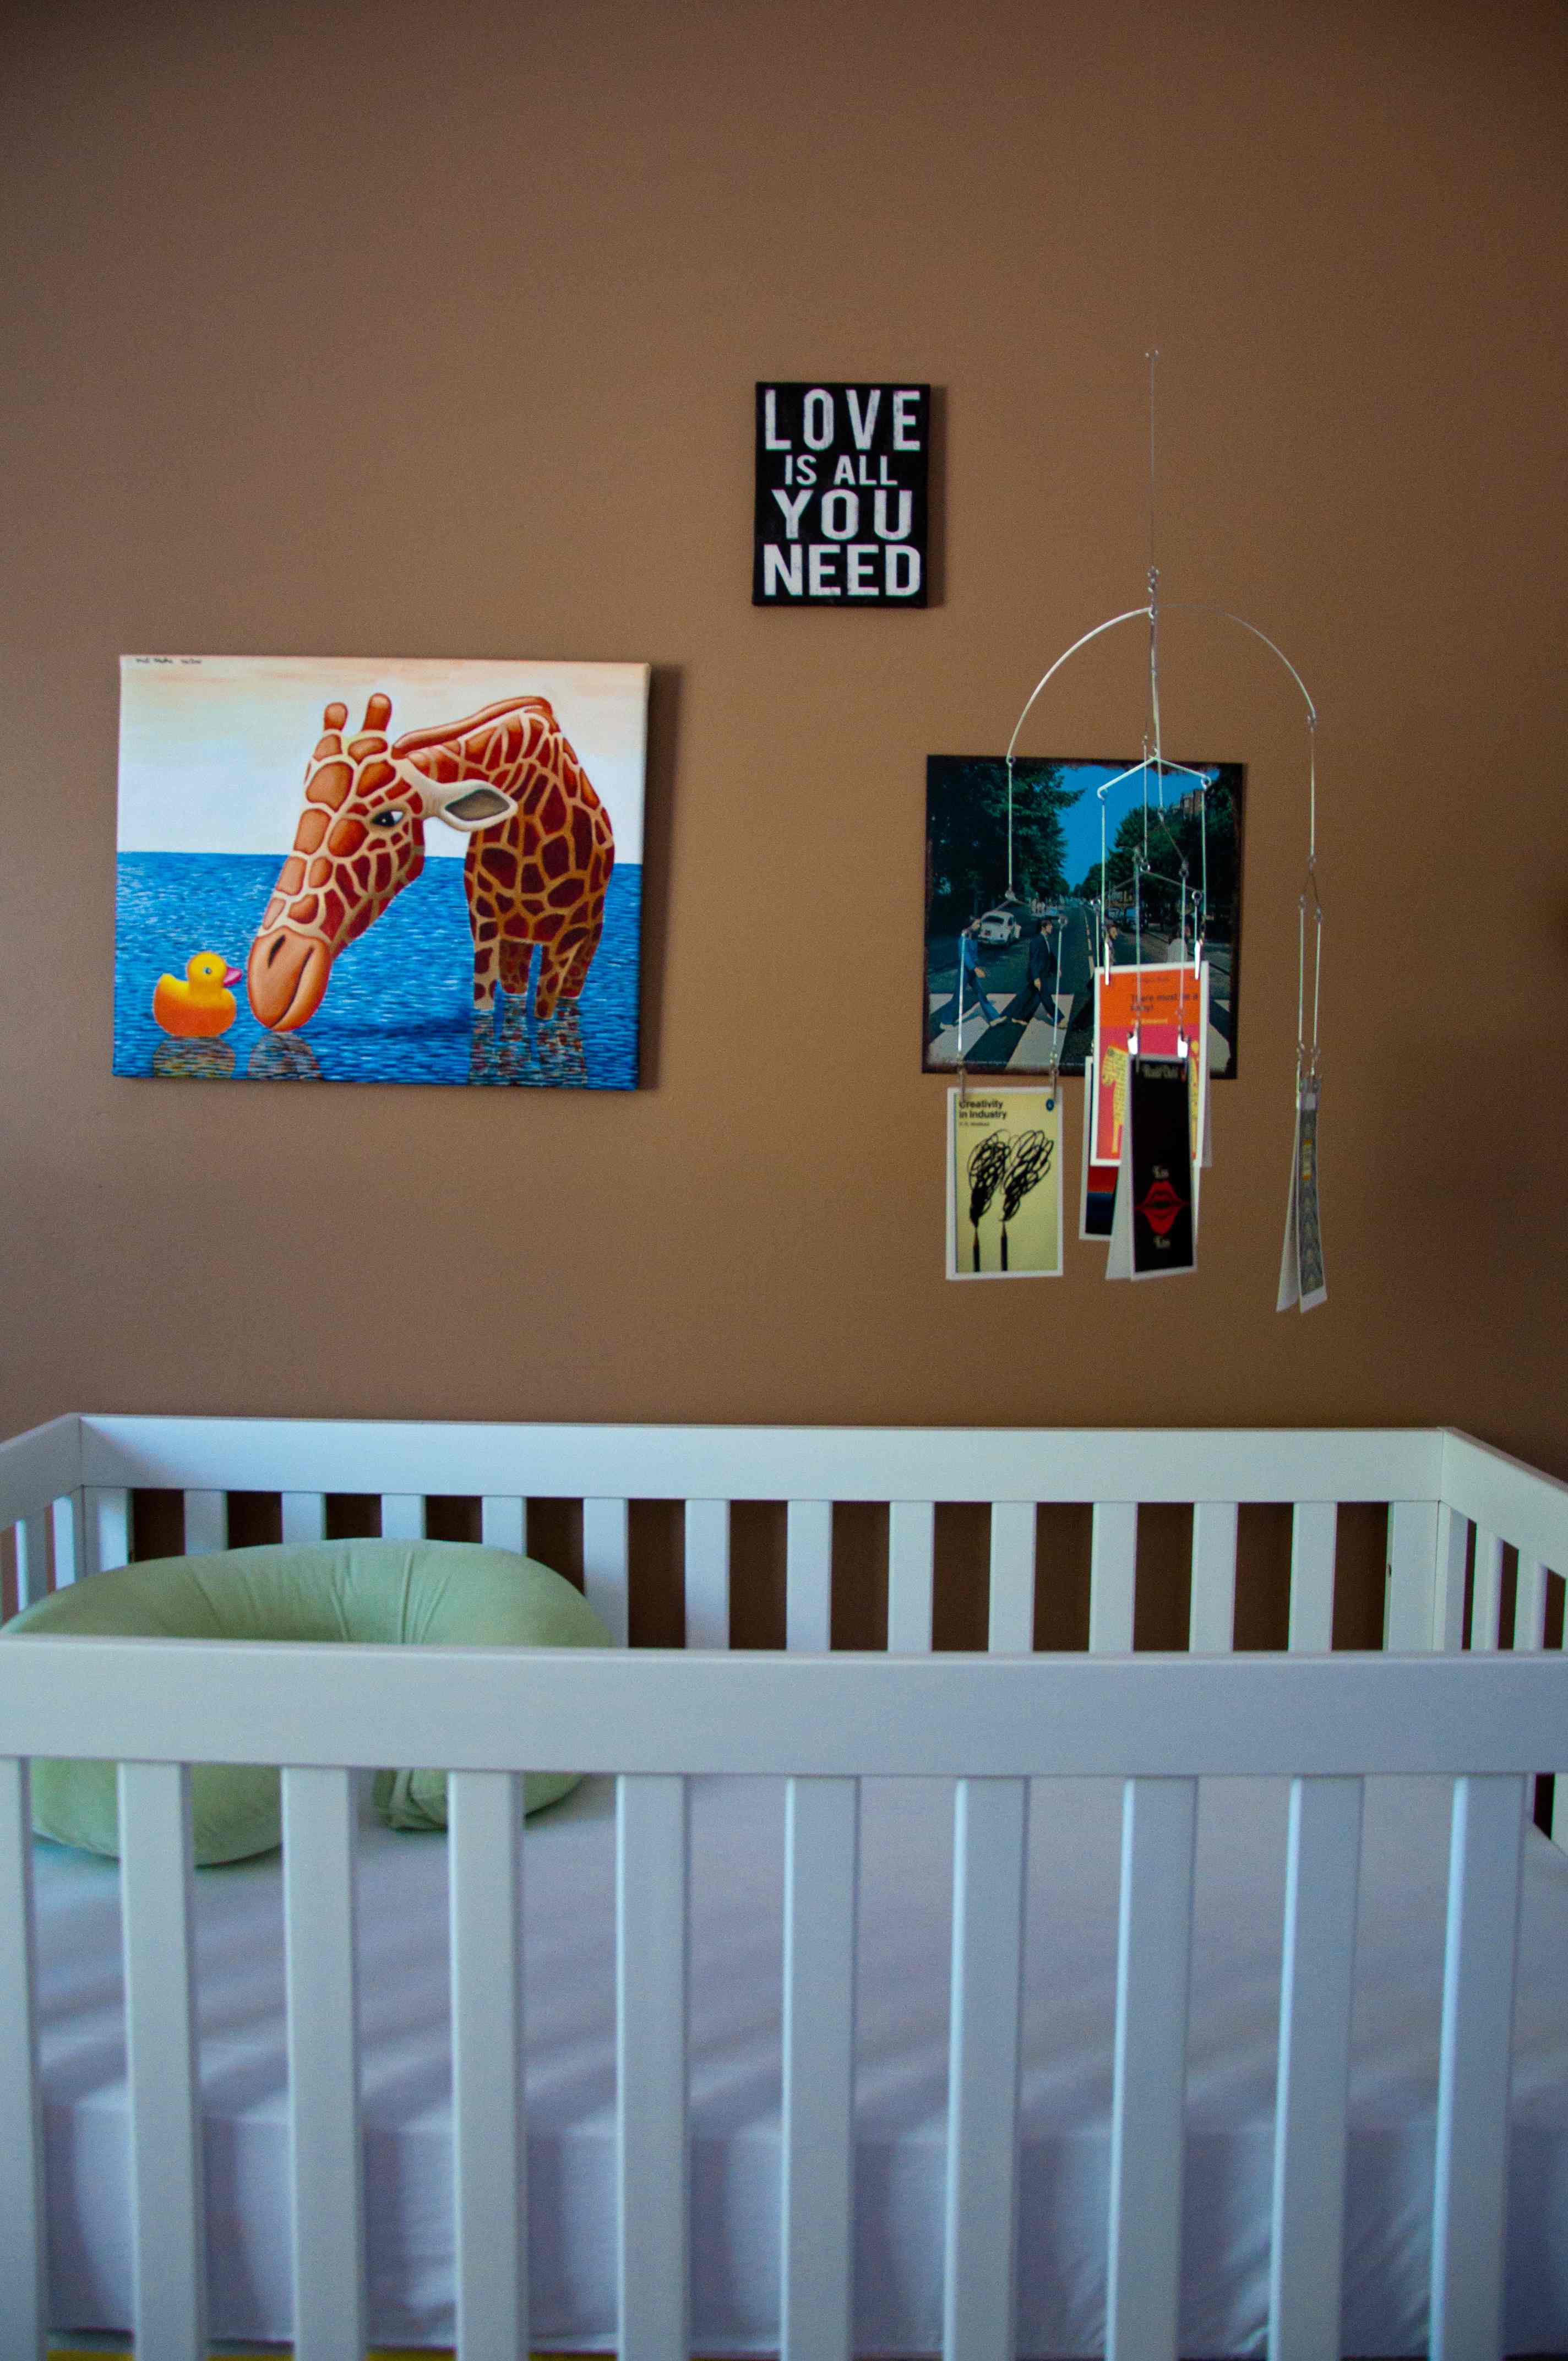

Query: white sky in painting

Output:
[118, 655, 650, 862]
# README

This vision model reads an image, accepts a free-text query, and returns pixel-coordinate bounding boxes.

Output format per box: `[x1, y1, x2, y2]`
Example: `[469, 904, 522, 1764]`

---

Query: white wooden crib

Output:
[1, 1413, 1566, 2361]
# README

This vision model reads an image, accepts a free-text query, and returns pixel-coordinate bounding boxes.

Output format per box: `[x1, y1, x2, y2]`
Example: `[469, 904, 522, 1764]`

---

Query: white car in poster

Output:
[974, 907, 1021, 944]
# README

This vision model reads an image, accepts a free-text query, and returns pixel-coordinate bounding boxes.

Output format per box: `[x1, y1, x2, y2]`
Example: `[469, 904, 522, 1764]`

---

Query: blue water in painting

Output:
[115, 853, 641, 1089]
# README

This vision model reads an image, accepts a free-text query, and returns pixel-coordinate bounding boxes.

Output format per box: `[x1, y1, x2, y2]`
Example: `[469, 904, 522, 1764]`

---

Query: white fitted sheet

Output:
[32, 1771, 1568, 2355]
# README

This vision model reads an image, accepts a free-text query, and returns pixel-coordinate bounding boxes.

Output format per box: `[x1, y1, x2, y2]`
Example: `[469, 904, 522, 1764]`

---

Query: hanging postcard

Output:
[1277, 1100, 1300, 1310]
[1297, 1086, 1326, 1306]
[1080, 1087, 1119, 1241]
[1085, 960, 1207, 1239]
[1107, 1056, 1196, 1281]
[1104, 1112, 1135, 1280]
[1088, 961, 1207, 1165]
[1277, 1082, 1327, 1312]
[947, 1088, 1062, 1279]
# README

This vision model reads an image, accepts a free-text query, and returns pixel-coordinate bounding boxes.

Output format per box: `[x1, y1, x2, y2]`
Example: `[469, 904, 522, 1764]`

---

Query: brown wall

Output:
[2, 1, 1565, 1472]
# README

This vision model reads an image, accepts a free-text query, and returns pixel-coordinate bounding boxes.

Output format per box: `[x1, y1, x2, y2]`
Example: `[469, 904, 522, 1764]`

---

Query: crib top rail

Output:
[6, 1416, 1566, 1677]
[1440, 1429, 1568, 1576]
[3, 1633, 1566, 1778]
[3, 1411, 1459, 1516]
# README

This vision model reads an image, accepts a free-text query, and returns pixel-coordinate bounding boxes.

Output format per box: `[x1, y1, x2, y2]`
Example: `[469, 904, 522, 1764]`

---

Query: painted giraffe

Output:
[247, 692, 614, 1032]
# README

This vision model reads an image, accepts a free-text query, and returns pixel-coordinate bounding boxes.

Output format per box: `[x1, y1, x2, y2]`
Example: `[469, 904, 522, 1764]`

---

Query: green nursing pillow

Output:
[1, 1537, 611, 1864]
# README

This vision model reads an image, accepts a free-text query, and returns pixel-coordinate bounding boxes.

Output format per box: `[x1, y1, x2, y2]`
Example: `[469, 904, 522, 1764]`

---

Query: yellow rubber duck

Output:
[152, 951, 243, 1038]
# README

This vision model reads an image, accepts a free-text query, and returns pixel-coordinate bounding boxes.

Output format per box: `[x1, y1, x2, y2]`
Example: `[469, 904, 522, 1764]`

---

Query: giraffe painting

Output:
[115, 655, 647, 1089]
[248, 692, 616, 1033]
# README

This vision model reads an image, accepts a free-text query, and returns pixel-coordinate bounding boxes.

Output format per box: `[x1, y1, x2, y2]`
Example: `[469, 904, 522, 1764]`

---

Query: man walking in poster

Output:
[930, 920, 999, 1032]
[1006, 917, 1058, 1028]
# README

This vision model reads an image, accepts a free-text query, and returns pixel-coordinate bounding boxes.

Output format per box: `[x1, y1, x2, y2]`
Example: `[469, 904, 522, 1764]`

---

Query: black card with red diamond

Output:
[1129, 1057, 1195, 1277]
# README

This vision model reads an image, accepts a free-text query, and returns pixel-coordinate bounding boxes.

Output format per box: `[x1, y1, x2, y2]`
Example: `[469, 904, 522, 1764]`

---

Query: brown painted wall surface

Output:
[2, 1, 1565, 1475]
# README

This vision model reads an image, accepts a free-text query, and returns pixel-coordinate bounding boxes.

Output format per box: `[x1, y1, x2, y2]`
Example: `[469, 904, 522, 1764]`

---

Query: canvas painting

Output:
[116, 655, 649, 1089]
[923, 756, 1244, 1078]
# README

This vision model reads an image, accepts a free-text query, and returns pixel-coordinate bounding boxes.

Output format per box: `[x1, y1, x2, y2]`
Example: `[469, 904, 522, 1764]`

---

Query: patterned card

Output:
[1277, 1081, 1326, 1313]
[1128, 1057, 1197, 1279]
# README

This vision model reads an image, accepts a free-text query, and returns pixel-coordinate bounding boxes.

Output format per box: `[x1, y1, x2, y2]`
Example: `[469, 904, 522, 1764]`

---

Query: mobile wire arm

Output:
[1003, 599, 1321, 1084]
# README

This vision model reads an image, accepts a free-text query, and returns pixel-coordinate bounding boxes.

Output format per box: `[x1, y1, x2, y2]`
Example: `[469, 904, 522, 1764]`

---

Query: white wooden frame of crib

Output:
[1, 1415, 1565, 2361]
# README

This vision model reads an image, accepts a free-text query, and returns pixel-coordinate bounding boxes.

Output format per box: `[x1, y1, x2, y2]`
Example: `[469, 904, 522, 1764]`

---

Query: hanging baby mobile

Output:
[945, 353, 1324, 1306]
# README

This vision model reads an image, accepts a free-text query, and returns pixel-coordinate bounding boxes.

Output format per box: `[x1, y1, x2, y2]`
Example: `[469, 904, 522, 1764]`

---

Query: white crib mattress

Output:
[32, 1771, 1568, 2356]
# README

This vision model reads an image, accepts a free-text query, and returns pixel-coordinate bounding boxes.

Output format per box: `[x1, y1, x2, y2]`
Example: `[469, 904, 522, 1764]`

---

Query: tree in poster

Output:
[926, 759, 1081, 928]
[1073, 767, 1240, 938]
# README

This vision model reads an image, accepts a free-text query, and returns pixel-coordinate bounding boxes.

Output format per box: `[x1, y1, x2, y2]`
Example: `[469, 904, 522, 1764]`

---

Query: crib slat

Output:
[181, 1487, 227, 1556]
[119, 1761, 206, 2361]
[781, 1777, 858, 2361]
[888, 1500, 935, 1652]
[1090, 1503, 1138, 1653]
[787, 1499, 833, 1651]
[944, 1777, 1029, 2361]
[481, 1494, 527, 1554]
[617, 1774, 689, 2361]
[1385, 1499, 1440, 1651]
[281, 1490, 326, 1545]
[450, 1770, 527, 2360]
[1470, 1528, 1504, 1652]
[1435, 1505, 1469, 1652]
[987, 1502, 1036, 1654]
[1288, 1502, 1338, 1652]
[1269, 1776, 1363, 2360]
[52, 1489, 85, 1586]
[1188, 1501, 1238, 1651]
[15, 1510, 48, 1607]
[684, 1498, 731, 1649]
[585, 1497, 631, 1647]
[1514, 1557, 1549, 1652]
[0, 1758, 46, 2361]
[281, 1765, 366, 2359]
[85, 1484, 130, 1575]
[1106, 1776, 1197, 2361]
[1430, 1774, 1527, 2361]
[379, 1491, 425, 1542]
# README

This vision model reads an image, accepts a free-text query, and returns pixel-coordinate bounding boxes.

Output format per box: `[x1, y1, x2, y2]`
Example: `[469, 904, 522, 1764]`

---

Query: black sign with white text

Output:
[753, 382, 929, 607]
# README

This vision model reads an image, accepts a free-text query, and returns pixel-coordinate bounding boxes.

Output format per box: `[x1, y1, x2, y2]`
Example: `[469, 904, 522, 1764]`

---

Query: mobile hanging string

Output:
[1146, 349, 1163, 798]
[1301, 714, 1322, 1088]
[1050, 914, 1065, 1081]
[956, 941, 971, 1101]
[1143, 350, 1168, 1051]
[1097, 775, 1110, 982]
